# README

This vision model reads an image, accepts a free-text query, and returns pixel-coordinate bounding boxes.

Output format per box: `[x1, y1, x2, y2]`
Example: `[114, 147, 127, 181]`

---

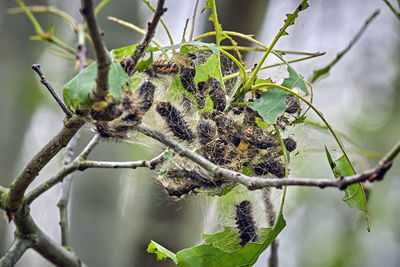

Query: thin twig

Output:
[0, 237, 33, 266]
[142, 0, 174, 46]
[31, 64, 72, 118]
[130, 0, 167, 73]
[4, 116, 84, 212]
[383, 0, 400, 20]
[80, 133, 101, 160]
[310, 10, 380, 83]
[189, 0, 200, 41]
[24, 146, 167, 204]
[81, 0, 111, 102]
[57, 132, 81, 247]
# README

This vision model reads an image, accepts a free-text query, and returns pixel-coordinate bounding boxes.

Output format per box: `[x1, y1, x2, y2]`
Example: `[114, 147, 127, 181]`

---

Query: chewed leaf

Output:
[204, 0, 227, 45]
[176, 214, 285, 267]
[159, 41, 219, 55]
[325, 148, 370, 229]
[282, 66, 308, 94]
[63, 56, 129, 109]
[194, 54, 221, 84]
[279, 0, 309, 36]
[250, 87, 289, 124]
[147, 240, 178, 264]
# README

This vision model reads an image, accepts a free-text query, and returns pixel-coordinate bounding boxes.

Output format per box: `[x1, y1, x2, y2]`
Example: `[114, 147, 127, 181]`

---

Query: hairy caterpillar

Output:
[235, 200, 258, 246]
[253, 159, 285, 178]
[155, 101, 195, 141]
[179, 54, 197, 94]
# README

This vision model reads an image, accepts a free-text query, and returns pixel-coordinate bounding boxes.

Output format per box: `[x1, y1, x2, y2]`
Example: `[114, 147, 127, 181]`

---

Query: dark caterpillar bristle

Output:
[90, 102, 123, 122]
[283, 137, 297, 152]
[200, 139, 238, 166]
[156, 102, 194, 141]
[235, 200, 258, 246]
[137, 81, 155, 112]
[120, 57, 135, 75]
[243, 127, 275, 149]
[179, 55, 197, 94]
[122, 107, 143, 123]
[254, 159, 285, 178]
[285, 96, 300, 114]
[164, 167, 226, 197]
[243, 107, 262, 127]
[207, 78, 226, 112]
[197, 119, 217, 145]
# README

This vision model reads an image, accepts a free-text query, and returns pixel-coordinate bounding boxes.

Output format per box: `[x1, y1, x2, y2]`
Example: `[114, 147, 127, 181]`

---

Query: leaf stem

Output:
[244, 0, 308, 91]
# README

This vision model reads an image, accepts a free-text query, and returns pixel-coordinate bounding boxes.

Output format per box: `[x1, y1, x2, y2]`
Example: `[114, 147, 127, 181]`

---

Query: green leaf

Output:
[310, 66, 330, 84]
[194, 54, 221, 84]
[325, 148, 370, 229]
[291, 115, 306, 124]
[282, 66, 308, 95]
[112, 43, 139, 58]
[136, 48, 153, 72]
[161, 41, 220, 55]
[63, 57, 129, 108]
[255, 117, 269, 130]
[176, 214, 286, 267]
[242, 165, 254, 176]
[250, 65, 308, 124]
[147, 240, 178, 264]
[250, 88, 289, 124]
[167, 53, 222, 108]
[279, 0, 309, 36]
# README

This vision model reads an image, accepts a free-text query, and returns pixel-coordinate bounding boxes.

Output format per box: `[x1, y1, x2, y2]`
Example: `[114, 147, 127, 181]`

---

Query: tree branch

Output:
[0, 237, 33, 266]
[12, 205, 84, 267]
[24, 143, 166, 204]
[31, 64, 72, 118]
[130, 0, 167, 74]
[79, 133, 100, 160]
[134, 125, 396, 190]
[57, 132, 81, 247]
[80, 0, 110, 102]
[4, 116, 84, 213]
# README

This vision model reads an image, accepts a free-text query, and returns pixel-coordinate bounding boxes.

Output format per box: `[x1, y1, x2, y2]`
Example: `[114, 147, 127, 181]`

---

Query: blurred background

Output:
[0, 0, 399, 266]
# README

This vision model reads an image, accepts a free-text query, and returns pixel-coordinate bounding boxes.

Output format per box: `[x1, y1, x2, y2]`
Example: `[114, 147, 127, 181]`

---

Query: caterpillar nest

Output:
[80, 49, 303, 197]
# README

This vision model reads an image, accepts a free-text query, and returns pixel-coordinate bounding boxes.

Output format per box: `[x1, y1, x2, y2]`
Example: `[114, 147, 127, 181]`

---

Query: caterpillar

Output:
[283, 137, 297, 152]
[284, 96, 300, 114]
[199, 78, 226, 112]
[155, 101, 195, 141]
[253, 159, 285, 178]
[179, 54, 198, 94]
[235, 200, 258, 246]
[197, 119, 217, 145]
[162, 167, 226, 198]
[151, 60, 179, 75]
[207, 78, 226, 112]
